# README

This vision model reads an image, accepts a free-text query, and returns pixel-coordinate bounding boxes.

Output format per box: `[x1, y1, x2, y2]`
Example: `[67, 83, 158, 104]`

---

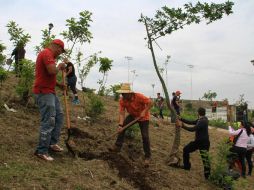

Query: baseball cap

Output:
[52, 39, 66, 53]
[176, 90, 182, 95]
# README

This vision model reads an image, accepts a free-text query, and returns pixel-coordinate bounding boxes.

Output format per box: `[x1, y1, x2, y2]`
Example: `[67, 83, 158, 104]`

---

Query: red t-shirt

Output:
[119, 93, 151, 121]
[33, 48, 56, 94]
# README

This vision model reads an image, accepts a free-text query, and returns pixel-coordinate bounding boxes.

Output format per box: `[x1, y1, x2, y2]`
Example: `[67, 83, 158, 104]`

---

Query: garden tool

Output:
[106, 117, 141, 141]
[62, 70, 76, 157]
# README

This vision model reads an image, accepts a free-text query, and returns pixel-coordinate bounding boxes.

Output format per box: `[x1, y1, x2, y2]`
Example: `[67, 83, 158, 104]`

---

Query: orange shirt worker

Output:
[109, 83, 152, 166]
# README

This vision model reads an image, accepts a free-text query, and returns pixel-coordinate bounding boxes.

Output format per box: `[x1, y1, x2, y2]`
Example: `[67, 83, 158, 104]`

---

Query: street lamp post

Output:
[187, 64, 194, 100]
[251, 60, 254, 66]
[151, 84, 155, 99]
[131, 70, 138, 90]
[164, 55, 170, 90]
[48, 23, 54, 36]
[125, 56, 133, 82]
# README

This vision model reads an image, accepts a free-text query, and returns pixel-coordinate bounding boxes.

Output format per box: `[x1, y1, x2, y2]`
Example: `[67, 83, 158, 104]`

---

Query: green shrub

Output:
[209, 140, 235, 189]
[97, 85, 105, 96]
[185, 102, 193, 111]
[180, 111, 197, 121]
[82, 87, 95, 93]
[125, 123, 140, 139]
[0, 42, 6, 66]
[110, 84, 121, 101]
[0, 68, 8, 86]
[209, 139, 249, 189]
[86, 93, 104, 121]
[15, 59, 35, 103]
[250, 110, 254, 121]
[209, 119, 227, 129]
[151, 105, 170, 118]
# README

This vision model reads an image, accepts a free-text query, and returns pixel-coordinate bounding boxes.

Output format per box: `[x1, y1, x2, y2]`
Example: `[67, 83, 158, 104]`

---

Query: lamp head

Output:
[48, 23, 54, 30]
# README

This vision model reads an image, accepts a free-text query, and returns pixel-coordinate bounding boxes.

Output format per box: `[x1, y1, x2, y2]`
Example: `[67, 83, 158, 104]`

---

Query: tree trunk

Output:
[144, 18, 181, 166]
[98, 73, 105, 94]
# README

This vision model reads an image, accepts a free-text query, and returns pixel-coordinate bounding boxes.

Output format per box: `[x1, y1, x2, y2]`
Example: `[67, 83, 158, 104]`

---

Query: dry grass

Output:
[0, 74, 253, 190]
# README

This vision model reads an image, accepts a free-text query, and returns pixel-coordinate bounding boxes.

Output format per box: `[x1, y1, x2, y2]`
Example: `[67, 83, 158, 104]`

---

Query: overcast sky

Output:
[1, 0, 254, 107]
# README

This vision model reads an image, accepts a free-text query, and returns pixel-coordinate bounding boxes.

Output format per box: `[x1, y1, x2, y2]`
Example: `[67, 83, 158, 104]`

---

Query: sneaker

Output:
[34, 152, 54, 161]
[108, 145, 121, 152]
[72, 99, 80, 105]
[50, 144, 64, 152]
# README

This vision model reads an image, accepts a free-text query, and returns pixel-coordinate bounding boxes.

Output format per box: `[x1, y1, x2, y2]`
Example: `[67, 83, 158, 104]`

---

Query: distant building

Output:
[180, 99, 245, 122]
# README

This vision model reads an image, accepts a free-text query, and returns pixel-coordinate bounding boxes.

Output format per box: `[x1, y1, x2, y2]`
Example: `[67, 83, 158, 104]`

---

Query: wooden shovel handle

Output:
[107, 117, 141, 140]
[62, 71, 71, 130]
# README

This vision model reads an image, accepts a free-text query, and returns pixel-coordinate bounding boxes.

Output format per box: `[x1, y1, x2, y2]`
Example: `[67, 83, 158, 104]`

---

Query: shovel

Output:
[62, 71, 76, 157]
[105, 117, 141, 141]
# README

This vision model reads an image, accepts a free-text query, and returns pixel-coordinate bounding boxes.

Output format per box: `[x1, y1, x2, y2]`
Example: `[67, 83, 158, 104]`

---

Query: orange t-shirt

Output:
[119, 93, 151, 121]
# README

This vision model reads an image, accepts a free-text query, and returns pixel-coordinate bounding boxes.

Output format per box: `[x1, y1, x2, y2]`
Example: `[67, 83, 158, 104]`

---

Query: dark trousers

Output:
[246, 150, 253, 175]
[15, 59, 23, 76]
[159, 108, 164, 119]
[229, 146, 247, 177]
[115, 115, 151, 158]
[183, 141, 211, 179]
[67, 75, 77, 95]
[174, 107, 180, 115]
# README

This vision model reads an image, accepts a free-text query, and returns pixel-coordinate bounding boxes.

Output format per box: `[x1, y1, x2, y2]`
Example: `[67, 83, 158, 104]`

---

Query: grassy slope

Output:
[0, 74, 253, 190]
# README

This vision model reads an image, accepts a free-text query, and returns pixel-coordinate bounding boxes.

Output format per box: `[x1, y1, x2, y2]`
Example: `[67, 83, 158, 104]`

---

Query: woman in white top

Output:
[228, 121, 251, 177]
[246, 126, 254, 176]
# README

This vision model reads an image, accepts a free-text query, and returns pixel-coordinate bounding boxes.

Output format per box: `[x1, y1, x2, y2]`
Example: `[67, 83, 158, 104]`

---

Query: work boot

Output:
[108, 145, 121, 152]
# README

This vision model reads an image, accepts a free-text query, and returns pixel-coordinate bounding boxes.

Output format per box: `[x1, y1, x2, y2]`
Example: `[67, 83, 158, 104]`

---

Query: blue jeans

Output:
[34, 93, 64, 154]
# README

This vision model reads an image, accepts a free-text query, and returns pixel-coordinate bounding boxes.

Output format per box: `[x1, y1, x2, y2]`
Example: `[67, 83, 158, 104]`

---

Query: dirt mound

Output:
[79, 151, 153, 190]
[70, 127, 95, 139]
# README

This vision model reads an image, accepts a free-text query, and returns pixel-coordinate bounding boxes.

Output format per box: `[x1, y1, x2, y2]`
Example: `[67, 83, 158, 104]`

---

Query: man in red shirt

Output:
[33, 39, 66, 161]
[109, 83, 152, 166]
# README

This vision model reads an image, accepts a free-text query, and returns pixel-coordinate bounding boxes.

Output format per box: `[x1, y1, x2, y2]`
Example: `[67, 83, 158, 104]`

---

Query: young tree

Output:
[35, 28, 56, 54]
[110, 84, 122, 101]
[0, 42, 8, 109]
[75, 51, 101, 89]
[0, 42, 7, 87]
[0, 42, 6, 67]
[16, 59, 35, 104]
[139, 1, 234, 165]
[202, 90, 217, 102]
[61, 11, 93, 57]
[97, 57, 113, 95]
[6, 21, 31, 47]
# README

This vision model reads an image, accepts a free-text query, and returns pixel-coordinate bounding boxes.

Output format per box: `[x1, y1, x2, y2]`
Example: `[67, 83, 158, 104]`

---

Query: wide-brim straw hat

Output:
[116, 83, 134, 93]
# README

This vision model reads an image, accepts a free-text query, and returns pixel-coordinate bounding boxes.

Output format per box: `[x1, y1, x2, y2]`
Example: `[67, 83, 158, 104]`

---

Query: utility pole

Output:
[125, 56, 133, 82]
[48, 23, 54, 36]
[187, 64, 194, 100]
